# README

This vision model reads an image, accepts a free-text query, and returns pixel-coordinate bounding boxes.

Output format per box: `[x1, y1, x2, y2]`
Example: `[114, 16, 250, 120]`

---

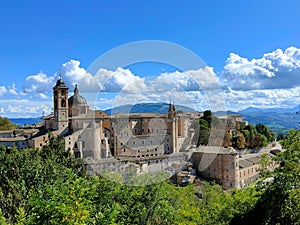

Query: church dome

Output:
[68, 85, 87, 107]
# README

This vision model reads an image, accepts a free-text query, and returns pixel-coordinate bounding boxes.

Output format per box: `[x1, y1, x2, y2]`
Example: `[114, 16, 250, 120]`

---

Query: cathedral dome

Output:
[68, 85, 87, 107]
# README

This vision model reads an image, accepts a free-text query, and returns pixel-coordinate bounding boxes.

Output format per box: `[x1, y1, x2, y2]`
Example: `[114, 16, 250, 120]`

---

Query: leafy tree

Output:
[255, 124, 270, 140]
[0, 135, 83, 223]
[222, 130, 232, 147]
[27, 173, 97, 225]
[257, 153, 276, 178]
[253, 133, 268, 148]
[203, 110, 213, 127]
[198, 119, 210, 146]
[242, 125, 257, 148]
[232, 131, 246, 149]
[277, 132, 285, 141]
[0, 116, 17, 130]
[231, 129, 300, 224]
[0, 208, 9, 225]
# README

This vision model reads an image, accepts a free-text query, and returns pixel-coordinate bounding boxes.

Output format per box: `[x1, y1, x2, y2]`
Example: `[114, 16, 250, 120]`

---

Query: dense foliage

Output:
[230, 129, 300, 224]
[0, 135, 83, 224]
[195, 111, 275, 149]
[0, 130, 299, 224]
[0, 117, 17, 131]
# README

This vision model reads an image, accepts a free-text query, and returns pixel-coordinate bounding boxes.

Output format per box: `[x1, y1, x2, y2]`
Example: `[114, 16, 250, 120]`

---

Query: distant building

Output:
[0, 129, 39, 149]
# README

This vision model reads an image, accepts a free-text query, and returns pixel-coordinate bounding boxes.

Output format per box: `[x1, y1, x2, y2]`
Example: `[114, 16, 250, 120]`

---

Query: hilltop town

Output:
[0, 77, 283, 190]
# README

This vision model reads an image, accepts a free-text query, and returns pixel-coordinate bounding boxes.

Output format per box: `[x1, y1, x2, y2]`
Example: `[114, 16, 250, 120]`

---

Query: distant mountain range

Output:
[9, 117, 43, 127]
[104, 103, 197, 115]
[8, 103, 300, 135]
[216, 105, 300, 135]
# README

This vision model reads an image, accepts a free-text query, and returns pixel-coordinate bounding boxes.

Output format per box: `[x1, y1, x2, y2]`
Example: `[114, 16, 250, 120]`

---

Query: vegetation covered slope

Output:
[0, 130, 299, 224]
[0, 117, 17, 131]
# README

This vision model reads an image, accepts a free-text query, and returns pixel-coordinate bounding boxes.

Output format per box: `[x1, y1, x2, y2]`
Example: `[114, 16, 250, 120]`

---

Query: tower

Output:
[53, 77, 69, 133]
[167, 101, 178, 153]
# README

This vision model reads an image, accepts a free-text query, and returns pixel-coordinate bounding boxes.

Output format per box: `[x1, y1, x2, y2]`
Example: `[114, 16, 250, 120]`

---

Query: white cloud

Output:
[16, 47, 300, 115]
[8, 83, 18, 95]
[0, 99, 52, 118]
[222, 46, 300, 90]
[23, 72, 55, 93]
[37, 93, 49, 99]
[156, 66, 221, 92]
[0, 86, 7, 97]
[0, 107, 5, 114]
[222, 87, 300, 111]
[22, 60, 147, 94]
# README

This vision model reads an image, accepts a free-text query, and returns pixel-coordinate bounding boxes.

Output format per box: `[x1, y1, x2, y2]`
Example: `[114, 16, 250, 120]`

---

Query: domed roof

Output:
[68, 85, 87, 107]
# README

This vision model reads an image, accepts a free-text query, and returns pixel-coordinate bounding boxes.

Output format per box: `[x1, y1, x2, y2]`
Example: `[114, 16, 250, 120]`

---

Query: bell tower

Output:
[167, 101, 178, 154]
[53, 76, 69, 133]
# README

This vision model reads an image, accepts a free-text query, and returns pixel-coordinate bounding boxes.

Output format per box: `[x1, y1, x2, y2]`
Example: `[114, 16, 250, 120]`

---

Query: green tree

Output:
[232, 131, 246, 149]
[198, 119, 210, 146]
[255, 124, 270, 141]
[0, 208, 9, 225]
[203, 110, 213, 127]
[0, 135, 83, 223]
[277, 132, 285, 141]
[27, 173, 97, 225]
[242, 125, 257, 148]
[0, 116, 17, 130]
[253, 133, 268, 148]
[231, 129, 300, 224]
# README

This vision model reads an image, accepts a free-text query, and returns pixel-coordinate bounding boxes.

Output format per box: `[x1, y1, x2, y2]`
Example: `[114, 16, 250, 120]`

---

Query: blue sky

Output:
[1, 0, 300, 117]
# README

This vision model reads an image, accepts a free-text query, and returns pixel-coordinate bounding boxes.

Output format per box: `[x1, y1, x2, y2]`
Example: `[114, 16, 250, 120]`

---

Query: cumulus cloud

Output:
[18, 46, 300, 113]
[222, 87, 300, 110]
[37, 93, 49, 99]
[222, 46, 300, 90]
[0, 86, 7, 97]
[156, 66, 221, 92]
[8, 83, 18, 95]
[23, 72, 55, 93]
[22, 60, 147, 94]
[93, 67, 146, 93]
[0, 99, 52, 118]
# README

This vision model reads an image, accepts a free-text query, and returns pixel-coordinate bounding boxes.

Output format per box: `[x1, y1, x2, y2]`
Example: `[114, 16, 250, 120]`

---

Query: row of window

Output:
[239, 167, 256, 178]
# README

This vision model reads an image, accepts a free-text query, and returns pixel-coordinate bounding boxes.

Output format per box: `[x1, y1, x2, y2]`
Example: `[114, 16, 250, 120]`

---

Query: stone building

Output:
[190, 146, 239, 189]
[1, 77, 272, 189]
[190, 146, 279, 189]
[0, 129, 39, 149]
[27, 77, 195, 165]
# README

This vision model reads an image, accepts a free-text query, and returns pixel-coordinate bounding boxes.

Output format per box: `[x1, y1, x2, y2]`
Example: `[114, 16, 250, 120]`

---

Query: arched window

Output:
[61, 99, 66, 107]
